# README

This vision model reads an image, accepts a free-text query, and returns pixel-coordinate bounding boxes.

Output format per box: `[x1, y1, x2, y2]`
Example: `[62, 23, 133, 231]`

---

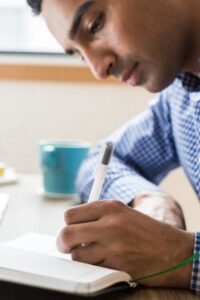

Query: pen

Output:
[88, 142, 114, 202]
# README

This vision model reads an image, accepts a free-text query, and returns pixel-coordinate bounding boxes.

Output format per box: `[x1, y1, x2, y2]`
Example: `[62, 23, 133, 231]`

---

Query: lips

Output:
[120, 63, 139, 86]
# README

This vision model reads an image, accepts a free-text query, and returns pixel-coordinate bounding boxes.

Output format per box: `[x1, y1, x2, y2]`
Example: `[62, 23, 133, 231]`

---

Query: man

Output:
[27, 0, 200, 294]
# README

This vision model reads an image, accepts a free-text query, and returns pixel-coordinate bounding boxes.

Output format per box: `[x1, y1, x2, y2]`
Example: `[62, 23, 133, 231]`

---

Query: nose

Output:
[83, 50, 116, 80]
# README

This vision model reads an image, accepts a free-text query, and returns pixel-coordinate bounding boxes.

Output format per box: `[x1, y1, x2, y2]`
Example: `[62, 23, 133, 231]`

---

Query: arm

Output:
[77, 87, 180, 205]
[130, 192, 186, 229]
[77, 87, 184, 229]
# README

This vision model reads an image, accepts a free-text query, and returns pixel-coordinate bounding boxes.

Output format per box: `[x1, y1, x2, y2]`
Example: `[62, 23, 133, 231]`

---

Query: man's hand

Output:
[57, 201, 194, 288]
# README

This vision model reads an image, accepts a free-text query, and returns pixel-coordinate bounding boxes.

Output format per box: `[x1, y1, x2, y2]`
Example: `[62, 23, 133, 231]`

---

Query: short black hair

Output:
[27, 0, 43, 15]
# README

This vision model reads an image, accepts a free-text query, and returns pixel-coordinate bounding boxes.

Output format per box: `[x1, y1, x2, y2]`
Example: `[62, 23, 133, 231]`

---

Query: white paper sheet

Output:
[0, 193, 9, 223]
[2, 232, 70, 260]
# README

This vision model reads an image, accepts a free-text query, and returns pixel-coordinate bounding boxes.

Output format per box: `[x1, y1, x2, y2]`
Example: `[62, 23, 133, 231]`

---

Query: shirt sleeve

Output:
[76, 86, 180, 204]
[191, 232, 200, 294]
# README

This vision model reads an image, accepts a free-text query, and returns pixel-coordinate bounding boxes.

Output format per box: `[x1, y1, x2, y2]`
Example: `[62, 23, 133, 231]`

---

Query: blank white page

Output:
[2, 233, 69, 259]
[0, 193, 9, 223]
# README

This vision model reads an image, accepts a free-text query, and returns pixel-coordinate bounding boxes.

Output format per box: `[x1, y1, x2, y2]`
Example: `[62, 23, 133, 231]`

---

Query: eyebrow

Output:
[69, 0, 95, 40]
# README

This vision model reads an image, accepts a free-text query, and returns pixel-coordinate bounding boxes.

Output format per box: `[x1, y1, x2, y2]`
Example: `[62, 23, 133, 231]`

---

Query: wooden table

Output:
[0, 175, 199, 300]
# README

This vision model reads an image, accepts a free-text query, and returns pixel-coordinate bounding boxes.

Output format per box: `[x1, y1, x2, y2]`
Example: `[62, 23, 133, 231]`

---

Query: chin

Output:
[143, 75, 176, 93]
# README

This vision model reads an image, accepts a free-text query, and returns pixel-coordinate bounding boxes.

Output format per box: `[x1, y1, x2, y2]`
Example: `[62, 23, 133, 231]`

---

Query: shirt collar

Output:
[177, 72, 200, 92]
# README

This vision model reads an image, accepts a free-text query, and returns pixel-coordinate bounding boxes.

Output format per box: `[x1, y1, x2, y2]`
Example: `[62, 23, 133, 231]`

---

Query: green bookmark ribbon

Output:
[134, 253, 200, 282]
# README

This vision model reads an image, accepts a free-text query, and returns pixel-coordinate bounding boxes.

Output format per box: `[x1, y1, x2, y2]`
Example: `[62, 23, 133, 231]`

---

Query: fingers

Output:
[64, 200, 125, 225]
[57, 221, 101, 253]
[71, 243, 105, 265]
[64, 201, 102, 225]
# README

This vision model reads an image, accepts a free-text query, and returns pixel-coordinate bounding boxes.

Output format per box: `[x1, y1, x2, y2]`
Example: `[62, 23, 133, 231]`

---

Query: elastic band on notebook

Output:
[134, 253, 200, 282]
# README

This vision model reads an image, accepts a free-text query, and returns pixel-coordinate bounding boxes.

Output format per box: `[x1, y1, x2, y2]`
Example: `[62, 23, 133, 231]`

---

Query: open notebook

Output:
[0, 233, 137, 296]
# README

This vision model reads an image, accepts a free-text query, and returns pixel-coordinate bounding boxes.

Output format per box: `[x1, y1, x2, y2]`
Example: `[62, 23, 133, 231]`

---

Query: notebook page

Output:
[0, 193, 9, 223]
[2, 233, 69, 260]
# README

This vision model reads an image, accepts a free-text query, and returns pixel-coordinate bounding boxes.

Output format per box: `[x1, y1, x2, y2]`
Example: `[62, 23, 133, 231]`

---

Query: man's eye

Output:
[89, 12, 105, 35]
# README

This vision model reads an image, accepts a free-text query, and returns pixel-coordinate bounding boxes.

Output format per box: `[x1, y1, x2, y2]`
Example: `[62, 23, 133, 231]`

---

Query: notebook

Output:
[0, 233, 137, 296]
[0, 193, 9, 223]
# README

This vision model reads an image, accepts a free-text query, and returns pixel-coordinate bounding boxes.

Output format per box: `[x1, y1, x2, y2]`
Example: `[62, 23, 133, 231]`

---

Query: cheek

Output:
[105, 24, 138, 56]
[107, 14, 155, 60]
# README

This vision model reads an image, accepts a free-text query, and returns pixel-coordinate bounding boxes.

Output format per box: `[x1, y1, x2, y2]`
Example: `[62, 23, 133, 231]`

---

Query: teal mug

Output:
[39, 141, 90, 197]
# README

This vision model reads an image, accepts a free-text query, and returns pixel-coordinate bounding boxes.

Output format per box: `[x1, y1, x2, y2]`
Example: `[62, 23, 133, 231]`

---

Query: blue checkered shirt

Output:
[77, 72, 200, 293]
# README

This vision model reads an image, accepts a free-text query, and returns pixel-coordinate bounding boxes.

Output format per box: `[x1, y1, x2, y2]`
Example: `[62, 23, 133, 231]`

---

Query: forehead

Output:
[42, 0, 89, 47]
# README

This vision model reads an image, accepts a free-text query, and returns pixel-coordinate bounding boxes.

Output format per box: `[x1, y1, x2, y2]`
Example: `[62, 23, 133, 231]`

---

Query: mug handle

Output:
[41, 145, 57, 168]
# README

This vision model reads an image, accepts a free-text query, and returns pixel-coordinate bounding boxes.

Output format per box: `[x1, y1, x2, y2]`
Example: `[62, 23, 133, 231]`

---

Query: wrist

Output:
[131, 191, 186, 229]
[136, 228, 195, 288]
[163, 230, 195, 288]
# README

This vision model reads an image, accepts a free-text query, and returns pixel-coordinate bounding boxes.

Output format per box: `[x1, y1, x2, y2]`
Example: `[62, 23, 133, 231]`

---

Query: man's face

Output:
[42, 0, 188, 92]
